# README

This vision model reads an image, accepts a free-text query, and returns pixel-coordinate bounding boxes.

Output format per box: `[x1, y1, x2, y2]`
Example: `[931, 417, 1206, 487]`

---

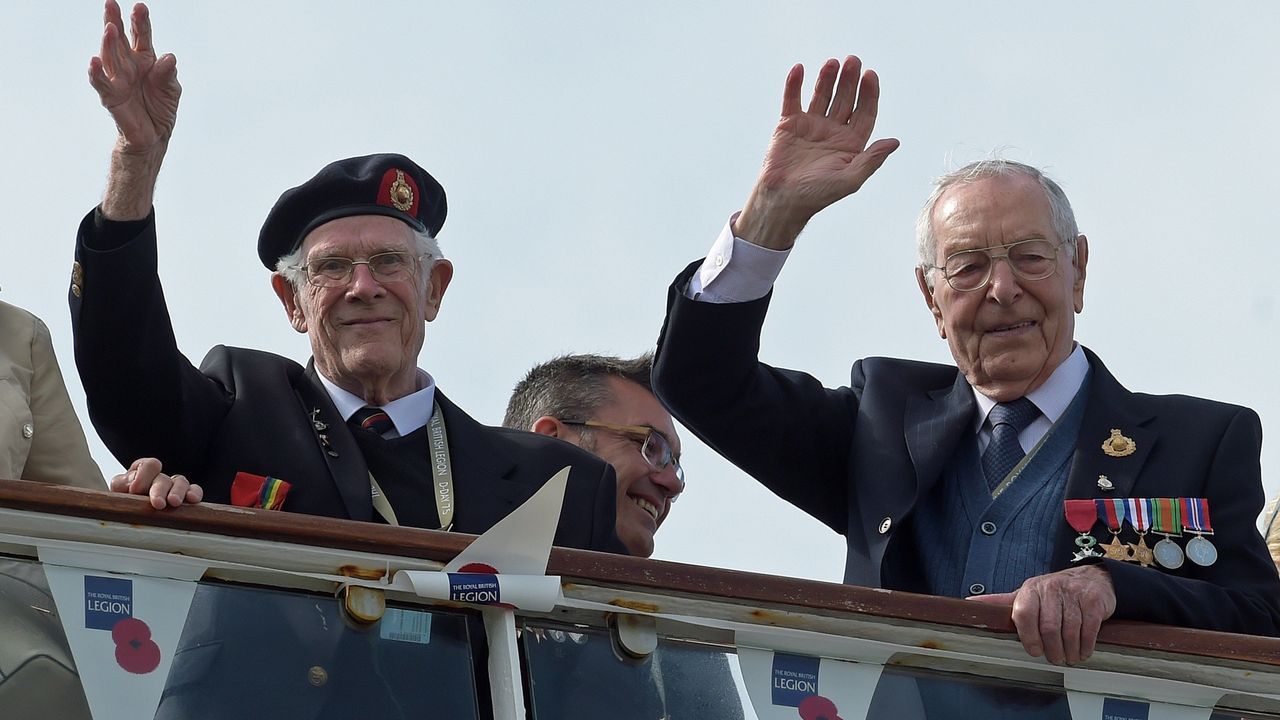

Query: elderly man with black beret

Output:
[72, 1, 626, 556]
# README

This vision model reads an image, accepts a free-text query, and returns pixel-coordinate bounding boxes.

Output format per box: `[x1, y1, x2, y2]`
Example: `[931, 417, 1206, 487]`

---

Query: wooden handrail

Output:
[2, 478, 1277, 666]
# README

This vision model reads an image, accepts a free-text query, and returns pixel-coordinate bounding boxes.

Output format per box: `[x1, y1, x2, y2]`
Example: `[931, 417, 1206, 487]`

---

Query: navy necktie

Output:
[350, 406, 394, 437]
[981, 397, 1040, 491]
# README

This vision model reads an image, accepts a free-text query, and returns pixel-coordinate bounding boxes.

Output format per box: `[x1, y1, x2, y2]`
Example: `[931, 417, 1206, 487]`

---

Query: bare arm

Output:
[87, 1, 181, 221]
[734, 56, 899, 251]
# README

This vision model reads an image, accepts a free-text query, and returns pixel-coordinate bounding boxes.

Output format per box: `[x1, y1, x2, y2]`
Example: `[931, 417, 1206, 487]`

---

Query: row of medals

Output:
[1078, 529, 1216, 569]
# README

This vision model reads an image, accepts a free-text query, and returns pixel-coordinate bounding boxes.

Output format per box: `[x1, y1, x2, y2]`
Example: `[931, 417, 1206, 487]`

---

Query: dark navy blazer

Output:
[654, 260, 1280, 635]
[70, 209, 625, 554]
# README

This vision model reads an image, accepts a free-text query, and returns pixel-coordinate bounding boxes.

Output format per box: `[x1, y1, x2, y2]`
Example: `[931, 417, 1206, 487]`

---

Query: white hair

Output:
[915, 160, 1080, 290]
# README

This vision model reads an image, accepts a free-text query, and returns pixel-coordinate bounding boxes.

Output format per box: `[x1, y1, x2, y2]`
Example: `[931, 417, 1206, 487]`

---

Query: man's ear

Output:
[530, 416, 563, 438]
[271, 274, 308, 334]
[1072, 235, 1088, 313]
[915, 267, 946, 339]
[423, 259, 454, 322]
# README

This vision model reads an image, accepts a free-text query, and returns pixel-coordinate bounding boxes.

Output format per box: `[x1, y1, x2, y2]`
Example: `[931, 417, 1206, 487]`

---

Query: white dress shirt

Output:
[315, 369, 436, 438]
[971, 345, 1089, 452]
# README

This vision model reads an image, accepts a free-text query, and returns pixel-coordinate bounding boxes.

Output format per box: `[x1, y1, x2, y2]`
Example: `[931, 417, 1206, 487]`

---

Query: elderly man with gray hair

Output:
[71, 1, 626, 556]
[651, 54, 1280, 666]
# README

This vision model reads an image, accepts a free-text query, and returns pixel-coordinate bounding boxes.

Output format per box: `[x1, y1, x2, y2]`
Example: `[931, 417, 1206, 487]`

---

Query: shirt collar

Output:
[971, 344, 1088, 431]
[316, 369, 437, 436]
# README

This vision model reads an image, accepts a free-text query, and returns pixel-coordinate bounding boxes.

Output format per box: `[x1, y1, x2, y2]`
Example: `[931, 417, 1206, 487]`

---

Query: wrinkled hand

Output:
[109, 457, 203, 510]
[88, 1, 180, 153]
[736, 56, 900, 249]
[968, 564, 1116, 665]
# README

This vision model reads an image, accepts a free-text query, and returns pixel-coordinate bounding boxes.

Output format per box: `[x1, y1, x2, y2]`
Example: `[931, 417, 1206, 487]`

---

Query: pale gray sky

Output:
[3, 2, 1276, 581]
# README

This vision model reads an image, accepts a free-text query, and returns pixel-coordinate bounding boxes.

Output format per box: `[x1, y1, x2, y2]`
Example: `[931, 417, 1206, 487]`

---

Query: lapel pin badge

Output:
[1101, 428, 1136, 457]
[1096, 475, 1114, 491]
[311, 407, 339, 457]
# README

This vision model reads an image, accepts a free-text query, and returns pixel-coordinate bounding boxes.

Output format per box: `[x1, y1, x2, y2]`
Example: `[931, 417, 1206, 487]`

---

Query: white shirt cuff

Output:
[686, 214, 790, 303]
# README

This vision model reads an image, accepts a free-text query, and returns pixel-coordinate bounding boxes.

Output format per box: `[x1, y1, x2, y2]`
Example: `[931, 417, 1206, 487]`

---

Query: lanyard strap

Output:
[990, 425, 1053, 499]
[369, 403, 454, 531]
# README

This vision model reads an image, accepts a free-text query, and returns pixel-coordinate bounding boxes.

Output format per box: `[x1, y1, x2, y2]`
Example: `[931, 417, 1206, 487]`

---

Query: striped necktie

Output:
[350, 406, 394, 437]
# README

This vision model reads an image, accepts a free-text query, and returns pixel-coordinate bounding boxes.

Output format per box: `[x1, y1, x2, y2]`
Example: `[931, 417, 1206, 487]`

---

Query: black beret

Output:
[257, 153, 447, 269]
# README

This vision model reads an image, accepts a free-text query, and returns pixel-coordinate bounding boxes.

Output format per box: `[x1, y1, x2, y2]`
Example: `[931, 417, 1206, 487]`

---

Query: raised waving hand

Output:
[88, 2, 181, 220]
[735, 56, 899, 250]
[89, 1, 180, 153]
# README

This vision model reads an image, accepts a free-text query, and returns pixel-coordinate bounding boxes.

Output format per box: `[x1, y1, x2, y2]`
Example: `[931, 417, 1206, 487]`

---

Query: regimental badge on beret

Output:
[386, 169, 415, 212]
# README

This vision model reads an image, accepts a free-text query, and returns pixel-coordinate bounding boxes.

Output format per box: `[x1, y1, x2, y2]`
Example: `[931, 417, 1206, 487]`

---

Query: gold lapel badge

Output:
[389, 169, 415, 211]
[1096, 475, 1114, 491]
[1101, 428, 1135, 457]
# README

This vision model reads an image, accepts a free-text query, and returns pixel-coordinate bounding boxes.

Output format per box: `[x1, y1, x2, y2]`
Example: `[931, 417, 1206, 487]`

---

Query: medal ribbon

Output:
[1124, 498, 1152, 533]
[1150, 498, 1182, 535]
[1094, 498, 1126, 532]
[1064, 500, 1097, 533]
[1180, 497, 1213, 535]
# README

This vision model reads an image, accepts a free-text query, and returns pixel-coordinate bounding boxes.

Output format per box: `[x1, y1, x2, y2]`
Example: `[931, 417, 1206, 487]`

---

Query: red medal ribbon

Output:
[1094, 498, 1125, 532]
[1065, 499, 1097, 533]
[1180, 497, 1213, 534]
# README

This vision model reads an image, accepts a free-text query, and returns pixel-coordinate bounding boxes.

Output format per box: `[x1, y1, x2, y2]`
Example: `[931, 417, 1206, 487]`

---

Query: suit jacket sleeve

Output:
[70, 208, 233, 475]
[0, 303, 104, 488]
[653, 260, 859, 533]
[1107, 405, 1280, 635]
[591, 463, 630, 554]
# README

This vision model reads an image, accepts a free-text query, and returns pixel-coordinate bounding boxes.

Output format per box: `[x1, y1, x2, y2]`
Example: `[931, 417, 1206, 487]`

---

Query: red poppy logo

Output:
[111, 617, 161, 674]
[798, 695, 842, 720]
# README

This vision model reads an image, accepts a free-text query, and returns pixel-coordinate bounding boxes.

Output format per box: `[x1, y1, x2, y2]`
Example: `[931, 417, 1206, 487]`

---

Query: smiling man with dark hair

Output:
[505, 353, 745, 719]
[505, 352, 683, 557]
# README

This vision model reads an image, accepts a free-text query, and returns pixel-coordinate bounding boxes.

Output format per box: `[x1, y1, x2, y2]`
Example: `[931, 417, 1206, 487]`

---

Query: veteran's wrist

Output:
[733, 187, 812, 251]
[102, 142, 168, 221]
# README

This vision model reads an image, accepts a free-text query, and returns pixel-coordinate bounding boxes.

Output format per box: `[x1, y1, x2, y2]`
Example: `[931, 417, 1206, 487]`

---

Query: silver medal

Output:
[1071, 533, 1103, 562]
[1153, 537, 1184, 570]
[1185, 535, 1218, 567]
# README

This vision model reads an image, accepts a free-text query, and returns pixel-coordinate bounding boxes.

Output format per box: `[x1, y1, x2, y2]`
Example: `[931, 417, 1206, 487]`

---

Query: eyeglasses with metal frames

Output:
[560, 419, 685, 493]
[925, 238, 1070, 292]
[292, 251, 426, 288]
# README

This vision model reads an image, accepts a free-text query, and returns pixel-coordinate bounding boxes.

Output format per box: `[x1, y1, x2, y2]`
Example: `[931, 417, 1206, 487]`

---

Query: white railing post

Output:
[483, 607, 526, 720]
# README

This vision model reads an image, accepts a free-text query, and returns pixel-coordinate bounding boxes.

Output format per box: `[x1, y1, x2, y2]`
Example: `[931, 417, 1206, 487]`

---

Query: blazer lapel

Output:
[298, 362, 372, 521]
[1053, 348, 1156, 568]
[904, 370, 978, 503]
[433, 390, 526, 515]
